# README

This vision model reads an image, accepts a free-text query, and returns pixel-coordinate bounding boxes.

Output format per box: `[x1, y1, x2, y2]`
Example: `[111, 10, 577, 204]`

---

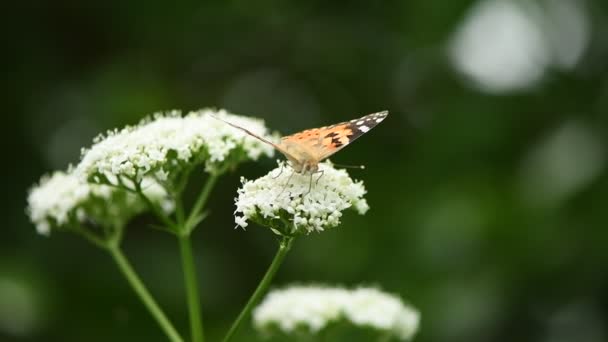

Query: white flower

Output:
[254, 286, 349, 333]
[27, 172, 91, 235]
[253, 285, 420, 340]
[345, 288, 420, 340]
[234, 161, 369, 235]
[26, 170, 171, 235]
[76, 108, 275, 184]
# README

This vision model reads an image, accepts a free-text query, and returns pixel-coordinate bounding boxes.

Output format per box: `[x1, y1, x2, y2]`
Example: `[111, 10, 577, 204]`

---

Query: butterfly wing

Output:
[312, 111, 388, 161]
[214, 111, 388, 171]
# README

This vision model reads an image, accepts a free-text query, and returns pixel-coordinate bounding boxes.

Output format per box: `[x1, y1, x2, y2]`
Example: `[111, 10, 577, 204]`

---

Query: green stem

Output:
[174, 167, 194, 226]
[376, 332, 393, 342]
[185, 173, 219, 232]
[71, 225, 106, 249]
[137, 171, 219, 342]
[222, 236, 295, 342]
[177, 173, 220, 342]
[179, 235, 204, 342]
[135, 182, 176, 231]
[108, 246, 184, 342]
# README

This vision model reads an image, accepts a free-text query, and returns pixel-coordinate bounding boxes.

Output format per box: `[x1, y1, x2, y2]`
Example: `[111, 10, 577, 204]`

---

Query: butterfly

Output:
[216, 111, 388, 174]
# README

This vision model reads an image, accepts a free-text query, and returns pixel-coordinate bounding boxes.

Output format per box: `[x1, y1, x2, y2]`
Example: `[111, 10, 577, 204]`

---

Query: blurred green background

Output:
[4, 0, 608, 341]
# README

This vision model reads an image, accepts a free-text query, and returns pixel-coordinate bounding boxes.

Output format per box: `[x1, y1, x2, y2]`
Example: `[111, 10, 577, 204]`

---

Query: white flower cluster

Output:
[76, 108, 275, 183]
[253, 285, 420, 340]
[26, 171, 171, 236]
[234, 161, 369, 234]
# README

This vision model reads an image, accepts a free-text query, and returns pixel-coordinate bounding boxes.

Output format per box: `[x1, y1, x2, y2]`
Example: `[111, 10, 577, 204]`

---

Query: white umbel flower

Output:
[345, 288, 420, 340]
[253, 285, 420, 340]
[234, 161, 369, 235]
[76, 108, 275, 184]
[26, 171, 171, 235]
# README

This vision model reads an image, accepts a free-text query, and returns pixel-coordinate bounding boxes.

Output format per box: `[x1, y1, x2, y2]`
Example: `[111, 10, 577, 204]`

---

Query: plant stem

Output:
[178, 173, 220, 342]
[71, 225, 106, 249]
[136, 182, 176, 231]
[376, 332, 393, 342]
[185, 173, 219, 231]
[221, 236, 295, 342]
[179, 235, 204, 342]
[108, 246, 183, 342]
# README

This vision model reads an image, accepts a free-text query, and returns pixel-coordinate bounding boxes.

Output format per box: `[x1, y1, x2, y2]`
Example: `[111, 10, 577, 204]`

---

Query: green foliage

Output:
[5, 1, 608, 342]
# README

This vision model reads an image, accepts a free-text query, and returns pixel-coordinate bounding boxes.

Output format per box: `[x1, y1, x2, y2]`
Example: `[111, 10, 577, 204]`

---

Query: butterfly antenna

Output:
[331, 163, 366, 170]
[211, 114, 279, 148]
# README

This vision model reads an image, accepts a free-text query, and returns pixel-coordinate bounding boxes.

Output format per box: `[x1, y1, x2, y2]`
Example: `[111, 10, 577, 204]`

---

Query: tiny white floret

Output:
[234, 161, 368, 235]
[26, 170, 171, 235]
[253, 285, 419, 340]
[76, 108, 276, 183]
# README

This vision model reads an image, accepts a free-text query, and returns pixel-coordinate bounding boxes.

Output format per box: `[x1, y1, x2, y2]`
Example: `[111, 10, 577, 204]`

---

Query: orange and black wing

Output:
[314, 111, 388, 161]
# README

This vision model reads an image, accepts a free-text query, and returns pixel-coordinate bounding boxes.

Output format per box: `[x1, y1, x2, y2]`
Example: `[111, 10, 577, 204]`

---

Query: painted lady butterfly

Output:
[216, 111, 388, 173]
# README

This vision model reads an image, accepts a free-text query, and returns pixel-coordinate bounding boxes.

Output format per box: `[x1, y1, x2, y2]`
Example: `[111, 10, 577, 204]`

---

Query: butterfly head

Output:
[286, 158, 318, 174]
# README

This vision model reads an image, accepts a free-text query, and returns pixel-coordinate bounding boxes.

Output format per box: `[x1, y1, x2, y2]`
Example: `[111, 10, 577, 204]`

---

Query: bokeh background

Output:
[4, 0, 608, 341]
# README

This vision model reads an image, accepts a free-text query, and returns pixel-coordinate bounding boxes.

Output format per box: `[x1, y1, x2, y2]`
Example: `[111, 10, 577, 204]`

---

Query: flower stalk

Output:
[222, 236, 295, 342]
[108, 245, 184, 342]
[138, 172, 221, 342]
[184, 173, 219, 234]
[176, 172, 222, 342]
[179, 235, 204, 342]
[73, 223, 183, 342]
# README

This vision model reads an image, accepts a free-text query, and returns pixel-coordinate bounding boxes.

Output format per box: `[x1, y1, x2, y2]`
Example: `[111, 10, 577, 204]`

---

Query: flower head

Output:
[26, 170, 171, 235]
[346, 288, 420, 340]
[253, 285, 420, 340]
[76, 108, 275, 185]
[234, 161, 369, 235]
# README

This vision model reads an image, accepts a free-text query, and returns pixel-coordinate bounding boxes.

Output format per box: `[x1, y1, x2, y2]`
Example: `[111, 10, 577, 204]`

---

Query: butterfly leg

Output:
[314, 170, 324, 186]
[302, 170, 324, 197]
[276, 169, 295, 200]
[304, 172, 313, 196]
[271, 164, 284, 179]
